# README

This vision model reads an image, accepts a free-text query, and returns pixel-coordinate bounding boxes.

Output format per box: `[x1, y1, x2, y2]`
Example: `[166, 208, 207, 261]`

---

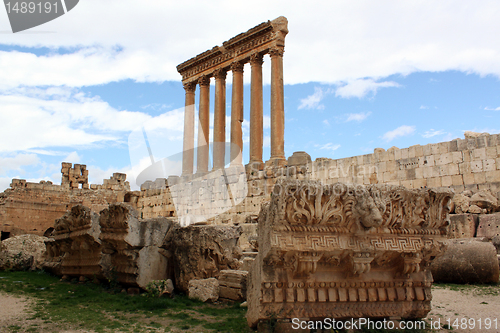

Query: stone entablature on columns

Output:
[177, 17, 288, 84]
[177, 16, 288, 174]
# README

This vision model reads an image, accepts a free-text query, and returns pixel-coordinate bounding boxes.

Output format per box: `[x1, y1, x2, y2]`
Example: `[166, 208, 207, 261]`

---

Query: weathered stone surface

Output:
[188, 278, 219, 302]
[448, 214, 478, 238]
[247, 180, 453, 328]
[476, 212, 500, 238]
[44, 205, 102, 278]
[162, 224, 242, 292]
[468, 204, 484, 214]
[470, 191, 498, 212]
[0, 234, 48, 271]
[453, 193, 470, 214]
[219, 270, 248, 301]
[99, 203, 174, 288]
[287, 151, 311, 167]
[430, 238, 499, 284]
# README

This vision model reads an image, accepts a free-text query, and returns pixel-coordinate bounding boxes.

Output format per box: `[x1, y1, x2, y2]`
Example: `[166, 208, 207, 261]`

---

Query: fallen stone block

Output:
[188, 278, 219, 302]
[162, 224, 242, 292]
[448, 214, 478, 238]
[219, 270, 248, 301]
[476, 212, 500, 238]
[43, 205, 102, 279]
[247, 180, 453, 328]
[470, 191, 498, 213]
[0, 234, 48, 271]
[99, 203, 174, 288]
[430, 238, 499, 284]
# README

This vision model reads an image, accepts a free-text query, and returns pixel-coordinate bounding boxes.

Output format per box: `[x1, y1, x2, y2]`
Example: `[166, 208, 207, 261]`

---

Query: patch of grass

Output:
[0, 270, 249, 332]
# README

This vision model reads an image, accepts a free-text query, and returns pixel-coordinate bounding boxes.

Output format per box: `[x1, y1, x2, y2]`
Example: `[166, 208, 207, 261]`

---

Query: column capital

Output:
[269, 47, 284, 58]
[213, 68, 227, 80]
[230, 61, 244, 73]
[183, 81, 196, 93]
[198, 75, 211, 86]
[250, 53, 264, 66]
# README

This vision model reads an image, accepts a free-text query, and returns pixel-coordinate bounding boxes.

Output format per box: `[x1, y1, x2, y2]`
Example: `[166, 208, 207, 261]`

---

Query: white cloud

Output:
[484, 107, 500, 111]
[0, 87, 185, 153]
[0, 153, 40, 174]
[323, 119, 330, 126]
[345, 111, 372, 122]
[420, 105, 429, 109]
[335, 79, 400, 98]
[316, 143, 341, 152]
[63, 151, 81, 164]
[0, 2, 499, 88]
[298, 87, 328, 110]
[382, 125, 416, 142]
[422, 129, 446, 138]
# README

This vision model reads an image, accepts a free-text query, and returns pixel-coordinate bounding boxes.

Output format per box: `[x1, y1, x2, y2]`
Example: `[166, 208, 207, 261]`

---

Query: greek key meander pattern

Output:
[272, 233, 436, 252]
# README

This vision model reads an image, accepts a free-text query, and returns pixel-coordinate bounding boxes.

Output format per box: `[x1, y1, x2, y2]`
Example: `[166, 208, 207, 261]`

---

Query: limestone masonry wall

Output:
[135, 133, 500, 229]
[0, 165, 131, 237]
[308, 132, 500, 196]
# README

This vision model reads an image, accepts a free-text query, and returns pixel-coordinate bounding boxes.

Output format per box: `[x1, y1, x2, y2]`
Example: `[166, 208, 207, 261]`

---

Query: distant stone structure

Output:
[61, 162, 89, 189]
[0, 163, 131, 237]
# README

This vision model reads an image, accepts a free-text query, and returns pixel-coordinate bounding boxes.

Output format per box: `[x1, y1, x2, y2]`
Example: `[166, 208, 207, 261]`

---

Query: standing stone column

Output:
[182, 82, 196, 176]
[213, 69, 227, 170]
[230, 62, 244, 165]
[249, 53, 264, 170]
[269, 47, 286, 166]
[197, 75, 210, 174]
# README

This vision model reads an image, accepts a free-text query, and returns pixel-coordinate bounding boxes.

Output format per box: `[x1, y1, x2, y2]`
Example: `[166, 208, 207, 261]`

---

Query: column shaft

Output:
[270, 47, 285, 163]
[230, 62, 244, 165]
[182, 82, 196, 175]
[197, 75, 210, 174]
[250, 54, 264, 168]
[213, 69, 227, 169]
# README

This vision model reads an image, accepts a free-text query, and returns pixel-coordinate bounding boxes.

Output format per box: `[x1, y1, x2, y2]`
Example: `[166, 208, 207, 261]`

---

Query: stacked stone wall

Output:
[135, 134, 500, 230]
[309, 133, 500, 196]
[0, 170, 131, 237]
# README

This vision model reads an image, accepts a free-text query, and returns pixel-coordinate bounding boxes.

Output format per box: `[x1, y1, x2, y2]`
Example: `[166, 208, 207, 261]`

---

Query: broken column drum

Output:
[247, 180, 453, 327]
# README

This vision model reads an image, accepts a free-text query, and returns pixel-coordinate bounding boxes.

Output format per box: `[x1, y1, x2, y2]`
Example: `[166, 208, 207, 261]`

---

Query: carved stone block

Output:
[99, 203, 174, 288]
[247, 180, 453, 328]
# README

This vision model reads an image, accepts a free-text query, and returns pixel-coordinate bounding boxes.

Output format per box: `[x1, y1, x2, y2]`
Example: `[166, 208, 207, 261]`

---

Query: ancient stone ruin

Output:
[247, 179, 453, 328]
[1, 16, 500, 332]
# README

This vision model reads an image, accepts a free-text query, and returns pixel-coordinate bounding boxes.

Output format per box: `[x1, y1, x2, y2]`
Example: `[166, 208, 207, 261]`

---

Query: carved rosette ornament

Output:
[247, 180, 453, 328]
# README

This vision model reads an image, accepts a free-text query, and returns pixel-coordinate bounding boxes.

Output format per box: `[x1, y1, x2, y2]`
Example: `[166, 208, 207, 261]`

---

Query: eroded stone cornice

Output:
[177, 16, 288, 83]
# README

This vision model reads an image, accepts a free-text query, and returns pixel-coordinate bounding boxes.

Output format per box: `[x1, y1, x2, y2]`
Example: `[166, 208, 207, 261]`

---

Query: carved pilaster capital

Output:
[213, 69, 227, 80]
[250, 53, 264, 66]
[230, 61, 244, 73]
[198, 75, 211, 86]
[269, 47, 284, 58]
[183, 81, 197, 93]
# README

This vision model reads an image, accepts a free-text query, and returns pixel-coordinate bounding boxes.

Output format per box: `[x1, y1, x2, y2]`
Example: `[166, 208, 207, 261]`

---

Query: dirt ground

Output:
[1, 286, 499, 333]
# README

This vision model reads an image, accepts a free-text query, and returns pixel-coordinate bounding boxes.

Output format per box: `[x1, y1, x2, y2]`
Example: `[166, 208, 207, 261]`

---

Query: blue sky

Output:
[1, 1, 499, 190]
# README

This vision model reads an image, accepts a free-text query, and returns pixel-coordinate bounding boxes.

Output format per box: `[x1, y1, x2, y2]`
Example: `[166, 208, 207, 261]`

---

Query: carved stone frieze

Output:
[247, 180, 453, 328]
[99, 203, 174, 288]
[46, 204, 102, 278]
[177, 16, 288, 83]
